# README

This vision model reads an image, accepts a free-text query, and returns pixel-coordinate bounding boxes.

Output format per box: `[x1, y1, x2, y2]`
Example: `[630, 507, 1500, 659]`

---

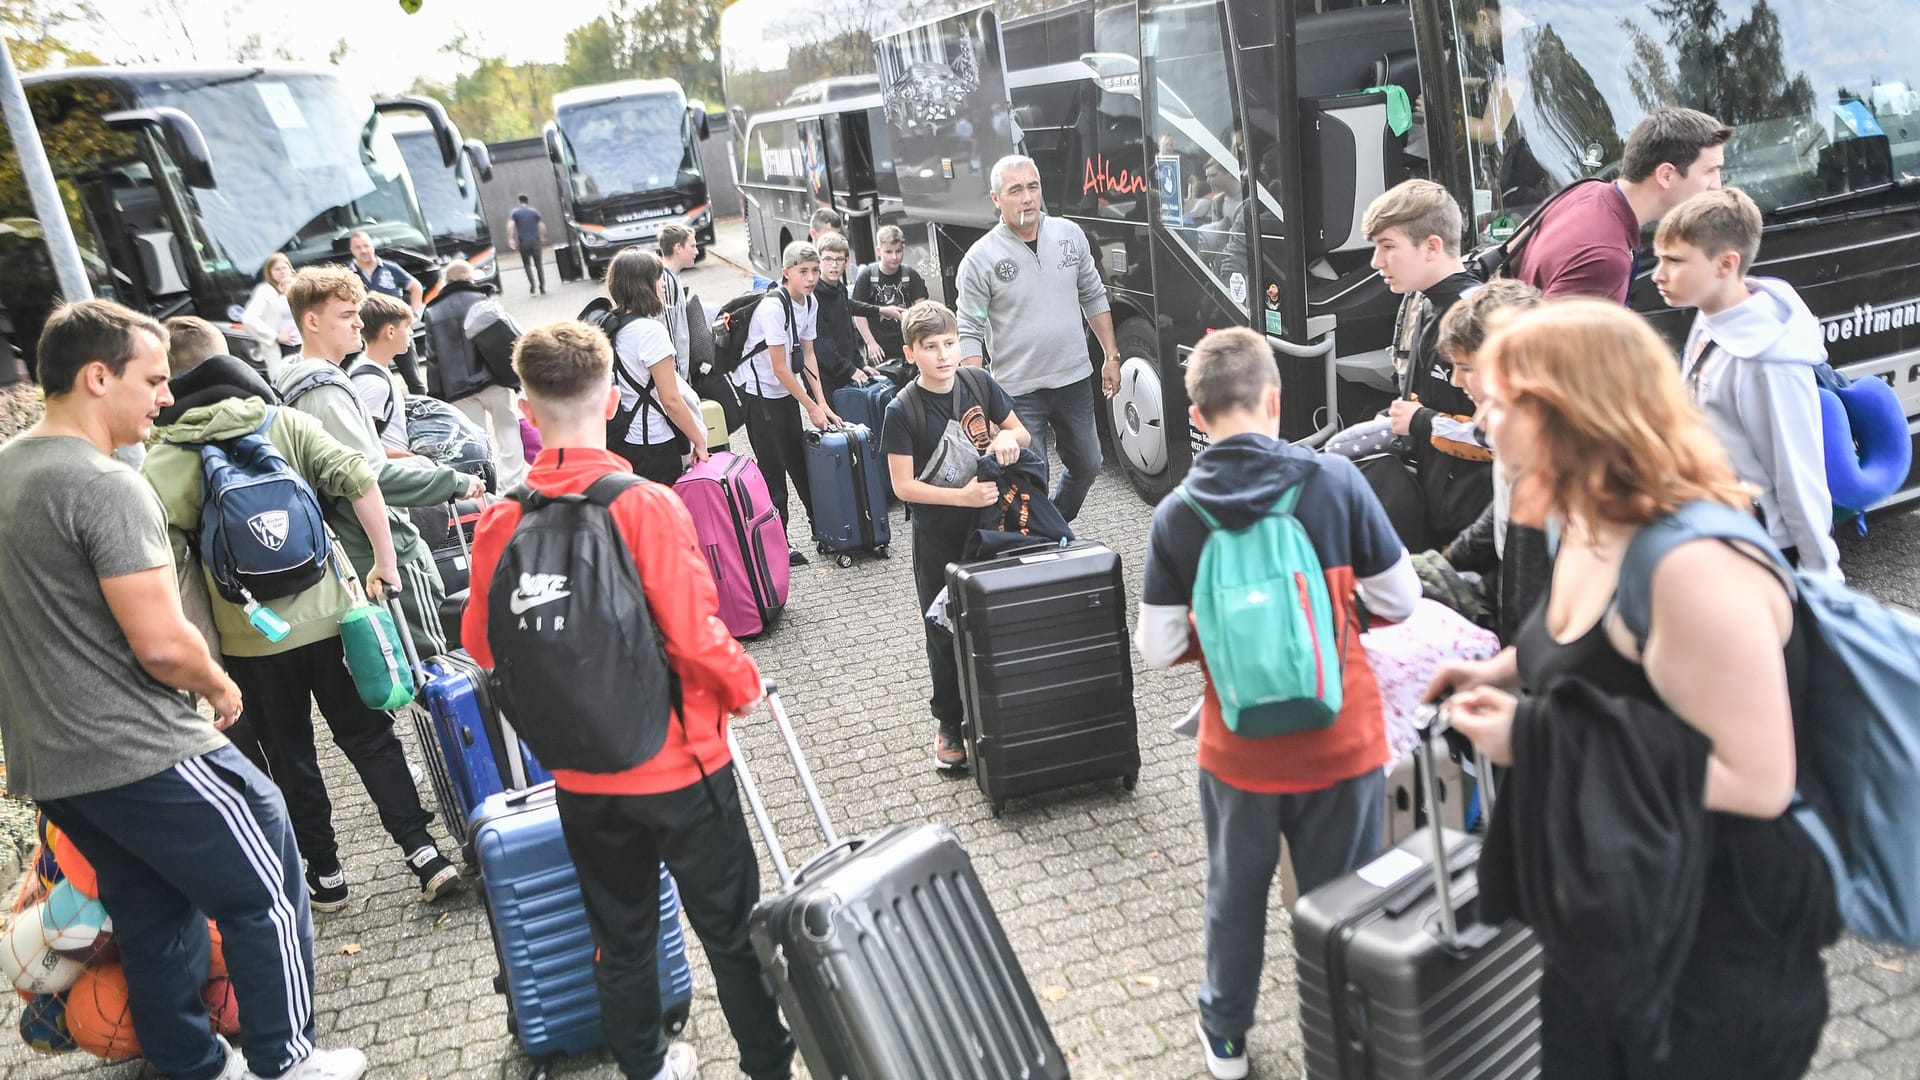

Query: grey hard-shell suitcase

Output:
[733, 686, 1070, 1080]
[1292, 706, 1543, 1078]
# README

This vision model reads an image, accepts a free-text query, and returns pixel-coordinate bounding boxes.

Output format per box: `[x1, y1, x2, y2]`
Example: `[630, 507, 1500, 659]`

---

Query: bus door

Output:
[798, 119, 835, 217]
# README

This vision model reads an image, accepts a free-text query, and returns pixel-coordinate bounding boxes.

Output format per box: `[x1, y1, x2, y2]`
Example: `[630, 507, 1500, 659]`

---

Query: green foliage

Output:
[416, 0, 726, 143]
[2, 0, 102, 72]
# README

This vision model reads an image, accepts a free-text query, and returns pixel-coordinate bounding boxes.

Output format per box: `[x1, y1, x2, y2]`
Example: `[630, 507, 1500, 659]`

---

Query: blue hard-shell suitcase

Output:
[414, 650, 552, 855]
[472, 783, 695, 1060]
[831, 381, 895, 437]
[804, 423, 891, 566]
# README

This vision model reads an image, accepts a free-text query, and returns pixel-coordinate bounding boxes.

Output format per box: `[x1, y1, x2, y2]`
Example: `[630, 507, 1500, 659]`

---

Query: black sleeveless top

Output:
[1512, 552, 1838, 1077]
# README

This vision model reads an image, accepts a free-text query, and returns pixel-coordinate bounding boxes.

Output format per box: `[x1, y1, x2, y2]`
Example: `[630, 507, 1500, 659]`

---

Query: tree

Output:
[561, 0, 725, 107]
[2, 0, 102, 72]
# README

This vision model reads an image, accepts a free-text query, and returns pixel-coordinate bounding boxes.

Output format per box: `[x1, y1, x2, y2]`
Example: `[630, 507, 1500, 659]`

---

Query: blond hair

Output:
[1655, 186, 1762, 274]
[514, 321, 612, 405]
[1185, 327, 1275, 419]
[442, 259, 474, 283]
[815, 232, 851, 257]
[260, 252, 293, 294]
[1483, 301, 1749, 526]
[165, 316, 226, 375]
[287, 266, 366, 328]
[1362, 179, 1463, 256]
[876, 224, 907, 247]
[900, 300, 957, 347]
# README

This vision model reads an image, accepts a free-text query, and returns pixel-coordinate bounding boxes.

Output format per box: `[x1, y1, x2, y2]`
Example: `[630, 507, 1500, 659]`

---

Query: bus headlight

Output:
[578, 230, 611, 248]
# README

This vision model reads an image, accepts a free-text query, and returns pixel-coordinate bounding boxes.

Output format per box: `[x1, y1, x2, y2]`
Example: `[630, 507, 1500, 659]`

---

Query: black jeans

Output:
[742, 391, 812, 531]
[614, 439, 685, 487]
[912, 524, 968, 741]
[555, 767, 794, 1080]
[518, 243, 545, 292]
[392, 344, 426, 396]
[224, 638, 436, 871]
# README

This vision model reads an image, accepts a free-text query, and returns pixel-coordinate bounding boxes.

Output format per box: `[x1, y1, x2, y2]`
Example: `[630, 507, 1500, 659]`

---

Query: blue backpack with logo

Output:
[190, 407, 331, 605]
[1618, 499, 1920, 948]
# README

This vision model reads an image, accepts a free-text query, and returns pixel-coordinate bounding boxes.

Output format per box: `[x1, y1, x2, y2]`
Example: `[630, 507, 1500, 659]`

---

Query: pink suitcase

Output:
[674, 452, 789, 637]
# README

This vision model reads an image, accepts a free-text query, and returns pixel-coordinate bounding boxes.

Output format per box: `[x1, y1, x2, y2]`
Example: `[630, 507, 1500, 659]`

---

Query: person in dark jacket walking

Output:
[811, 233, 901, 395]
[423, 261, 526, 488]
[1429, 301, 1838, 1080]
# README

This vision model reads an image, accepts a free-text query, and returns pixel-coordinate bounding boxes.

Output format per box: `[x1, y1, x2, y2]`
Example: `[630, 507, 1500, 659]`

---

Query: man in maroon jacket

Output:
[1512, 107, 1729, 303]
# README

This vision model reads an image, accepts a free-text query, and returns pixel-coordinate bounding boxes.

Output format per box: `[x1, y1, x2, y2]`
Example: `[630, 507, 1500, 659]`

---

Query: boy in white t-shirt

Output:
[733, 240, 839, 565]
[356, 293, 422, 458]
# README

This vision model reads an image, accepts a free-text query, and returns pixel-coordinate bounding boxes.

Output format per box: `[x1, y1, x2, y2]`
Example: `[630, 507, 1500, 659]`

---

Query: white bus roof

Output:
[553, 79, 688, 112]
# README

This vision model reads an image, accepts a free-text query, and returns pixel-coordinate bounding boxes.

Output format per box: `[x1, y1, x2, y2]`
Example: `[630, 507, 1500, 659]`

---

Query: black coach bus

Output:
[393, 108, 500, 294]
[722, 0, 1920, 506]
[543, 79, 716, 282]
[0, 66, 456, 370]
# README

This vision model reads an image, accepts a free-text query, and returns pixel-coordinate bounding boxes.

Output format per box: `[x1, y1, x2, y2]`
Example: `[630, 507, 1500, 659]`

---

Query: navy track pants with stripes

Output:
[41, 744, 316, 1080]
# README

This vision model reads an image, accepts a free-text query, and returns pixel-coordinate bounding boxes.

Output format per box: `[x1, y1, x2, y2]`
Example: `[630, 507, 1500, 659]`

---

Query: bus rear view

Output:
[544, 80, 715, 281]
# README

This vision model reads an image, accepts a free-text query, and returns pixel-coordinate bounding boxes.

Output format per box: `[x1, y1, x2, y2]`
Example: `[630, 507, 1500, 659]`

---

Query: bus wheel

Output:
[1107, 317, 1172, 505]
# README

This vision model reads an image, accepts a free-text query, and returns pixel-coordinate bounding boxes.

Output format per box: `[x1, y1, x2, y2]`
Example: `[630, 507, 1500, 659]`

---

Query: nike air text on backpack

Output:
[184, 406, 331, 606]
[1177, 482, 1345, 737]
[486, 473, 677, 773]
[1618, 500, 1920, 949]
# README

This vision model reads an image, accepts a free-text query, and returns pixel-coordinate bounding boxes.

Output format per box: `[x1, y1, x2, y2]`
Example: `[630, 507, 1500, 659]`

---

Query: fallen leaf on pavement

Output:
[1133, 974, 1161, 989]
[1873, 958, 1906, 974]
[340, 942, 362, 956]
[1040, 985, 1068, 1001]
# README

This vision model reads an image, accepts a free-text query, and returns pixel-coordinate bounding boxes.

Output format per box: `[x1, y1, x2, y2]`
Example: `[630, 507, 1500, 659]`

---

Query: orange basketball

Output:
[206, 920, 227, 981]
[65, 963, 141, 1060]
[40, 819, 97, 899]
[202, 977, 241, 1037]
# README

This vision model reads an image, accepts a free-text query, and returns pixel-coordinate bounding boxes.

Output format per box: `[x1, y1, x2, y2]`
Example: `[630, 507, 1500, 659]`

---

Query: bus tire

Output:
[1105, 316, 1173, 505]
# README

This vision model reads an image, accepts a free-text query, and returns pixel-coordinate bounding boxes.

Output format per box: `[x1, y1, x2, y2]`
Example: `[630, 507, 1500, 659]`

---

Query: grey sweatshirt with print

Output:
[955, 214, 1112, 396]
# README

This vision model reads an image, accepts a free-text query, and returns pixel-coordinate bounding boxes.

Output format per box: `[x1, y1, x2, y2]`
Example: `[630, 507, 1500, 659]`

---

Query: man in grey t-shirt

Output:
[0, 301, 364, 1080]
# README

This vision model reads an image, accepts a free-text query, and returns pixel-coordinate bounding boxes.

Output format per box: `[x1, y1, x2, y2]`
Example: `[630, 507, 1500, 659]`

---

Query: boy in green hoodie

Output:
[145, 343, 462, 914]
[276, 266, 481, 658]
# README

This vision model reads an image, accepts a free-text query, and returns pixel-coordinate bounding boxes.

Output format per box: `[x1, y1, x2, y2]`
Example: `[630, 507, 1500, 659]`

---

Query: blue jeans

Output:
[41, 745, 315, 1080]
[1010, 378, 1102, 522]
[1195, 766, 1384, 1040]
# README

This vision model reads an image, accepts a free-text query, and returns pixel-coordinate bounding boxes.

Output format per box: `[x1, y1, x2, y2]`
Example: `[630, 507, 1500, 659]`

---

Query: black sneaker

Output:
[306, 865, 349, 913]
[788, 547, 810, 567]
[406, 846, 463, 903]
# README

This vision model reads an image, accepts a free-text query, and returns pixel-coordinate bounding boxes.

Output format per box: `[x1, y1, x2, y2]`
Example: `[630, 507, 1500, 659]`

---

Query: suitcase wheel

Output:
[836, 554, 854, 569]
[816, 541, 828, 554]
[1124, 771, 1139, 792]
[664, 1000, 690, 1035]
[493, 973, 506, 995]
[875, 545, 890, 558]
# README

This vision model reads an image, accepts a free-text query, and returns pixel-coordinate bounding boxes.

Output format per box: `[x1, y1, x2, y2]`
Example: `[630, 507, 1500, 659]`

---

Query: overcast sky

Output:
[69, 0, 623, 94]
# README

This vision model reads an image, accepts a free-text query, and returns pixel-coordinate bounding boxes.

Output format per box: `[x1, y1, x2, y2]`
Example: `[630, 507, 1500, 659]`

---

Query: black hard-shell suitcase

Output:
[733, 687, 1070, 1080]
[554, 244, 582, 283]
[1293, 707, 1543, 1078]
[946, 540, 1140, 814]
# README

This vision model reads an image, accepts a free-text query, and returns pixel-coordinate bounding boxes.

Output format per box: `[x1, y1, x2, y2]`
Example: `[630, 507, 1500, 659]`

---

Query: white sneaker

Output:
[248, 1047, 369, 1080]
[216, 1040, 246, 1080]
[653, 1041, 698, 1080]
[1170, 698, 1202, 739]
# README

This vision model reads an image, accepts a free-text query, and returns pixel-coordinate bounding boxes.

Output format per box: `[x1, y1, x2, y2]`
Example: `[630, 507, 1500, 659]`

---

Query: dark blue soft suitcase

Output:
[473, 783, 695, 1060]
[414, 650, 553, 854]
[804, 422, 891, 567]
[831, 381, 894, 436]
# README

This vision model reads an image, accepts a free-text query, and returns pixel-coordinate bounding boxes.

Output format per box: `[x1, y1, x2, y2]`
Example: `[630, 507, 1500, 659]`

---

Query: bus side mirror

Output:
[104, 107, 216, 189]
[691, 105, 712, 141]
[375, 95, 459, 168]
[464, 139, 494, 183]
[543, 122, 564, 165]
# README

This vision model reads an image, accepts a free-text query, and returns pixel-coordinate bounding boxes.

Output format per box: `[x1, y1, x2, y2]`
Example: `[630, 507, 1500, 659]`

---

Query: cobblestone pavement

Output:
[3, 222, 1917, 1079]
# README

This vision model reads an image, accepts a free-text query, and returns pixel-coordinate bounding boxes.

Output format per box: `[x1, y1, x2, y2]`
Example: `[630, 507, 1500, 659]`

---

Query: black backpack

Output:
[707, 285, 792, 382]
[1464, 177, 1608, 283]
[579, 298, 689, 454]
[485, 473, 677, 773]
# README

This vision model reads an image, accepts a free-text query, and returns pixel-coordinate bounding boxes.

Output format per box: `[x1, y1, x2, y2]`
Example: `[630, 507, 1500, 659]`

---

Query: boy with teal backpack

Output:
[1137, 327, 1419, 1080]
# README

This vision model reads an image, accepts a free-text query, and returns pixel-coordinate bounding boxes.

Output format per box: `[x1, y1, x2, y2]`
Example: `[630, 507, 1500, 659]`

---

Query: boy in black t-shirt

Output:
[882, 301, 1029, 771]
[852, 225, 931, 364]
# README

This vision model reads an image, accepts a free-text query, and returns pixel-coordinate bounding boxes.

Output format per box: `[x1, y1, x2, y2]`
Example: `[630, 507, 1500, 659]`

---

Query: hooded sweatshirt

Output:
[143, 390, 376, 658]
[1139, 434, 1420, 792]
[955, 213, 1112, 396]
[1681, 277, 1840, 577]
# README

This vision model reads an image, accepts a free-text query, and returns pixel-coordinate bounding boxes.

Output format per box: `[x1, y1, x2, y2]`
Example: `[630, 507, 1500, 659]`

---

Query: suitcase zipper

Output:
[720, 459, 774, 624]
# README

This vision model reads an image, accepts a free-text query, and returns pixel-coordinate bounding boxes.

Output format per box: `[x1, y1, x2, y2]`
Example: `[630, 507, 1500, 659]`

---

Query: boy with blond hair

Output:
[852, 224, 929, 364]
[881, 300, 1030, 770]
[1653, 186, 1838, 575]
[462, 322, 788, 1080]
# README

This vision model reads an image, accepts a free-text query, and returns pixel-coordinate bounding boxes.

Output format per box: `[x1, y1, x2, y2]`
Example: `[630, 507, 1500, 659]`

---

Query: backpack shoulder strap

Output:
[582, 472, 646, 507]
[956, 364, 991, 405]
[1500, 177, 1607, 270]
[280, 365, 352, 409]
[1174, 484, 1222, 530]
[1615, 500, 1792, 649]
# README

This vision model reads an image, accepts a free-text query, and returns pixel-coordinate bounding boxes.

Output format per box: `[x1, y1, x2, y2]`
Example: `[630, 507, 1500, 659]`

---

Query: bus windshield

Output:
[1439, 0, 1919, 235]
[395, 128, 484, 245]
[138, 72, 431, 278]
[555, 94, 694, 202]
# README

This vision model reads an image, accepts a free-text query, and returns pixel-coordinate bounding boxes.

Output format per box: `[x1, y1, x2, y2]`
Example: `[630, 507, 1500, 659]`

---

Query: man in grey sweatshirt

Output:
[956, 155, 1121, 521]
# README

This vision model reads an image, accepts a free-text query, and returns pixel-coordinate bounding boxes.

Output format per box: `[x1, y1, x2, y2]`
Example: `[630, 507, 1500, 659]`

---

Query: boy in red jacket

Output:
[462, 322, 792, 1080]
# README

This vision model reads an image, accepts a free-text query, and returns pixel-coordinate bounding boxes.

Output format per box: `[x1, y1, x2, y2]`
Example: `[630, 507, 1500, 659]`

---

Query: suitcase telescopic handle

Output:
[450, 498, 473, 566]
[1415, 703, 1496, 948]
[383, 593, 425, 690]
[726, 681, 840, 891]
